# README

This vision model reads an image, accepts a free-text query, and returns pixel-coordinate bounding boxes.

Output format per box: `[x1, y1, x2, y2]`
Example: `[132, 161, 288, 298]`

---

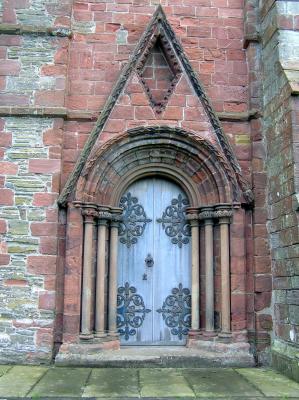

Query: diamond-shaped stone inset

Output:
[136, 32, 182, 114]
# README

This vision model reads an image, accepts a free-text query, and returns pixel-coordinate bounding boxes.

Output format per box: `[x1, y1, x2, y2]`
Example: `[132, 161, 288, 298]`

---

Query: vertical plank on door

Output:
[117, 179, 154, 344]
[153, 178, 191, 345]
[117, 177, 191, 345]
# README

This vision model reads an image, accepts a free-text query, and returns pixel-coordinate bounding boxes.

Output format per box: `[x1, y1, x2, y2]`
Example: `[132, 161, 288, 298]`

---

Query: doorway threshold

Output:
[55, 344, 254, 368]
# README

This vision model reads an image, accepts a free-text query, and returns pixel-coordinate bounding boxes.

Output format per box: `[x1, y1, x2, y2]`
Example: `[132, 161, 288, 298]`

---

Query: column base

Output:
[218, 332, 232, 343]
[218, 331, 231, 337]
[94, 331, 107, 338]
[188, 329, 202, 340]
[108, 331, 119, 337]
[79, 333, 94, 340]
[202, 330, 218, 338]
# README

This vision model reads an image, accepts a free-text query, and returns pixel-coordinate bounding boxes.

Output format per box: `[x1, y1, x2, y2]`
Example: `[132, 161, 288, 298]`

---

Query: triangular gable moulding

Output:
[58, 5, 253, 207]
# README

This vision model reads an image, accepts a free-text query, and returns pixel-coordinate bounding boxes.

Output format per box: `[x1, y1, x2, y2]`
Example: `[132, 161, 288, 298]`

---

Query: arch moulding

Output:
[73, 126, 240, 208]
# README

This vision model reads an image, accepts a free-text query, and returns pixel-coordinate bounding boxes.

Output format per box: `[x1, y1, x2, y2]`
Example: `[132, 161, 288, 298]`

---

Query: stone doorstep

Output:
[55, 343, 255, 368]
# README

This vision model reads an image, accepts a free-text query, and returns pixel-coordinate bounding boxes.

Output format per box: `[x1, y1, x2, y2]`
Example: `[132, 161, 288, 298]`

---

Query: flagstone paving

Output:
[0, 366, 298, 399]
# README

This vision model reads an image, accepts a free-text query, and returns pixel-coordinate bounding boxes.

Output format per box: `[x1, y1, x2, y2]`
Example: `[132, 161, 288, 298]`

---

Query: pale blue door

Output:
[117, 177, 191, 345]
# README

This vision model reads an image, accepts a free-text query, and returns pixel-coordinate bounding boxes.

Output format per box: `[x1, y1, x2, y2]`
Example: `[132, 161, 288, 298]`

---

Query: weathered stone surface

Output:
[183, 368, 261, 398]
[0, 365, 47, 397]
[8, 220, 29, 235]
[259, 0, 299, 370]
[0, 365, 298, 398]
[4, 36, 64, 107]
[140, 369, 195, 398]
[0, 115, 59, 363]
[1, 1, 71, 29]
[83, 368, 139, 398]
[29, 367, 91, 398]
[236, 368, 299, 397]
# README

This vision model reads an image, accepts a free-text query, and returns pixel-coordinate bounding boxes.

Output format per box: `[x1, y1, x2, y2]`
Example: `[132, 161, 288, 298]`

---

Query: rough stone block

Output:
[28, 160, 61, 174]
[27, 255, 57, 275]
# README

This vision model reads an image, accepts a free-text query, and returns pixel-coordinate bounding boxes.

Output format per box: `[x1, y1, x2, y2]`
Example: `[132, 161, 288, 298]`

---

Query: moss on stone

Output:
[8, 220, 29, 235]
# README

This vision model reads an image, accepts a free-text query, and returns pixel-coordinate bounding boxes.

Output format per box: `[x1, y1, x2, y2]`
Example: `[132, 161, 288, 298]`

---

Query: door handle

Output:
[145, 253, 154, 268]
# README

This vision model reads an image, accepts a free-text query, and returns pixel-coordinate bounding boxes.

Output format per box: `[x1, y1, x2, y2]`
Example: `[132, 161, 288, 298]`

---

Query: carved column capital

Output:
[198, 207, 214, 224]
[82, 206, 98, 223]
[214, 205, 233, 224]
[186, 207, 200, 226]
[97, 206, 112, 225]
[110, 207, 123, 227]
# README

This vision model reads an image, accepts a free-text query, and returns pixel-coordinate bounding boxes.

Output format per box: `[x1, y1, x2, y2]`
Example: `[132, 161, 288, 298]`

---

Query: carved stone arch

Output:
[74, 126, 238, 207]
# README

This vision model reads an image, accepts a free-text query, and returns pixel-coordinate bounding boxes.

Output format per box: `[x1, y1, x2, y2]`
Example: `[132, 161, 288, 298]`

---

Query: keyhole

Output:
[142, 273, 147, 280]
[145, 253, 154, 268]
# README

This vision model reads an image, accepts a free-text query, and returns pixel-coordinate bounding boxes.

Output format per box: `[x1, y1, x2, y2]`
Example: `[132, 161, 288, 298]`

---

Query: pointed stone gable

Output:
[58, 5, 253, 206]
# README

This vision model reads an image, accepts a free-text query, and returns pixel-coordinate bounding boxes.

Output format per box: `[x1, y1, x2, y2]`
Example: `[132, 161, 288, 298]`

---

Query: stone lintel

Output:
[217, 109, 262, 122]
[0, 107, 98, 121]
[0, 107, 262, 122]
[0, 23, 72, 38]
[0, 106, 68, 118]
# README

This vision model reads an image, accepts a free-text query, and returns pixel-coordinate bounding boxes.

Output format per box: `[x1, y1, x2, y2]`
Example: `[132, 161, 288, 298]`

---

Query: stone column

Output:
[108, 207, 123, 336]
[95, 207, 111, 338]
[199, 207, 215, 335]
[215, 205, 233, 336]
[186, 208, 200, 333]
[80, 205, 97, 338]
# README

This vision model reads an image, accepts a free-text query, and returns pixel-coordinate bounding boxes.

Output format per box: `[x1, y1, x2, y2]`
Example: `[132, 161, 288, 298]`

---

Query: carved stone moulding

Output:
[198, 206, 214, 222]
[74, 128, 239, 208]
[136, 25, 182, 114]
[190, 204, 234, 223]
[214, 204, 234, 223]
[74, 202, 124, 223]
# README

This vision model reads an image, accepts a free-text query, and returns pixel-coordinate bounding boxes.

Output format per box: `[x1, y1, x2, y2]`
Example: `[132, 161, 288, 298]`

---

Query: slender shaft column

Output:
[81, 206, 97, 338]
[95, 208, 110, 337]
[215, 206, 233, 335]
[187, 208, 200, 331]
[108, 208, 123, 336]
[199, 207, 215, 334]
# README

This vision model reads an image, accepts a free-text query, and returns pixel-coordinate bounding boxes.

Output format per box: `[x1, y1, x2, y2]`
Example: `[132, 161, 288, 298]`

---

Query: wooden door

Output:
[117, 177, 191, 345]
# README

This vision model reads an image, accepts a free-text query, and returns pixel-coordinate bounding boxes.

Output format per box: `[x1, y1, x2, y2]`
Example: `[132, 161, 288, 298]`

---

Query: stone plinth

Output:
[55, 338, 120, 366]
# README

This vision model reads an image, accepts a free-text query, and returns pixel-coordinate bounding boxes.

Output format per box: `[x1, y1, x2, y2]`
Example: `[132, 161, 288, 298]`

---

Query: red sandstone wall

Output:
[0, 0, 274, 362]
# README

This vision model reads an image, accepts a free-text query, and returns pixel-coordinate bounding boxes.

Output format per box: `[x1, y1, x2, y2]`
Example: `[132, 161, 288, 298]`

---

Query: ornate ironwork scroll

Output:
[157, 194, 191, 247]
[117, 282, 151, 340]
[157, 283, 191, 340]
[118, 192, 152, 247]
